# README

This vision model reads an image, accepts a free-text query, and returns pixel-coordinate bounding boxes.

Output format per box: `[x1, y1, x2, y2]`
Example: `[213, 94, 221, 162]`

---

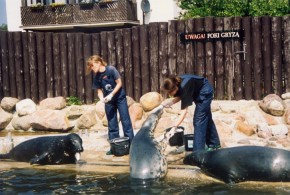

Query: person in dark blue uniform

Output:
[161, 75, 221, 152]
[86, 55, 134, 155]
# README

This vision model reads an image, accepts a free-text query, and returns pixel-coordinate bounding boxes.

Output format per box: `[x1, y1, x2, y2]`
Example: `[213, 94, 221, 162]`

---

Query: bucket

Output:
[166, 126, 184, 147]
[109, 137, 130, 156]
[184, 134, 194, 151]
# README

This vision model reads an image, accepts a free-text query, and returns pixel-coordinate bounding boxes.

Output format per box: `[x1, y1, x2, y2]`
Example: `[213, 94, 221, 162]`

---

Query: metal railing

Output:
[21, 0, 137, 26]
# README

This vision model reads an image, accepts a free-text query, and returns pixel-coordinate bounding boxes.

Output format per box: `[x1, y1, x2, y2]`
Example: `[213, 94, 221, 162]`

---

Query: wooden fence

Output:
[0, 16, 290, 104]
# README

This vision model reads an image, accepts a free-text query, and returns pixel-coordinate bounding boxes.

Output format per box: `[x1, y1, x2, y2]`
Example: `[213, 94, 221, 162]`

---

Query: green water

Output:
[1, 168, 290, 194]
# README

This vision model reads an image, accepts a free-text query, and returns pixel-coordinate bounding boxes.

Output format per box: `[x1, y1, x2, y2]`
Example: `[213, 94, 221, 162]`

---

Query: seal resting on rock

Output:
[0, 133, 83, 165]
[183, 146, 290, 183]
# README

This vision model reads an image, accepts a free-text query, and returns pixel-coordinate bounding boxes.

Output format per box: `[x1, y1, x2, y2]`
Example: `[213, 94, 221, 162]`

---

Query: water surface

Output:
[1, 168, 290, 194]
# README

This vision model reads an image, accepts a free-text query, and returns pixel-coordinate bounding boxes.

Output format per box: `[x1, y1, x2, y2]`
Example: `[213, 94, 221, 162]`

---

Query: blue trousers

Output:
[193, 80, 220, 151]
[105, 96, 134, 143]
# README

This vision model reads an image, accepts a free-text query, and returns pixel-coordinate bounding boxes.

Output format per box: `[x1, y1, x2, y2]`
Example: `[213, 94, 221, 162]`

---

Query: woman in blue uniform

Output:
[86, 55, 134, 155]
[161, 74, 220, 152]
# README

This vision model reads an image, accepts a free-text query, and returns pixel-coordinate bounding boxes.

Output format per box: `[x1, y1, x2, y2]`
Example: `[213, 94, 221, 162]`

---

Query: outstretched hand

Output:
[161, 99, 174, 108]
[103, 93, 113, 103]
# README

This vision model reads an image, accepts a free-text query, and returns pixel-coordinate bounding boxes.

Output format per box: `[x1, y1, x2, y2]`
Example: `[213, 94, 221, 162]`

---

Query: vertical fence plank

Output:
[232, 17, 243, 100]
[45, 32, 54, 98]
[252, 17, 262, 99]
[149, 23, 159, 92]
[132, 26, 142, 101]
[67, 33, 77, 97]
[214, 18, 225, 99]
[14, 32, 25, 100]
[28, 32, 39, 102]
[115, 30, 125, 92]
[107, 31, 116, 66]
[60, 33, 69, 98]
[176, 20, 186, 75]
[139, 25, 150, 94]
[53, 33, 62, 98]
[185, 19, 195, 74]
[22, 32, 30, 99]
[262, 16, 272, 95]
[8, 32, 17, 98]
[36, 32, 46, 101]
[75, 33, 85, 102]
[159, 22, 168, 96]
[83, 33, 93, 104]
[272, 17, 283, 95]
[224, 17, 234, 100]
[204, 17, 214, 86]
[168, 20, 177, 76]
[0, 32, 9, 98]
[284, 16, 290, 92]
[195, 18, 205, 77]
[100, 32, 108, 61]
[123, 28, 134, 98]
[92, 33, 101, 100]
[242, 17, 253, 100]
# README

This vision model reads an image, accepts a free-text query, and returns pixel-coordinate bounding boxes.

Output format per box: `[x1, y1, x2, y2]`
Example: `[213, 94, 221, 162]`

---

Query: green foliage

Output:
[178, 0, 289, 19]
[0, 24, 8, 31]
[66, 96, 83, 106]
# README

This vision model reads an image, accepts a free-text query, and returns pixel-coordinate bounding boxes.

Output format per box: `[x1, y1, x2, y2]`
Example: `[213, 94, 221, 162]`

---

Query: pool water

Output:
[1, 168, 290, 194]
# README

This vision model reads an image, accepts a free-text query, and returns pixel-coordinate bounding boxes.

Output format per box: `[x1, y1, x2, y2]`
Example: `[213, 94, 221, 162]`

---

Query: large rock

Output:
[259, 94, 284, 116]
[39, 96, 66, 110]
[11, 115, 32, 131]
[77, 110, 97, 129]
[66, 105, 84, 119]
[140, 92, 163, 112]
[30, 109, 73, 131]
[0, 108, 13, 130]
[16, 99, 37, 116]
[1, 97, 19, 112]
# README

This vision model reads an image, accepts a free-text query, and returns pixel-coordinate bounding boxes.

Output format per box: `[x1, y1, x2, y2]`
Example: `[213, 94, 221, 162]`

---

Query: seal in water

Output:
[129, 105, 168, 179]
[183, 145, 290, 183]
[0, 133, 83, 165]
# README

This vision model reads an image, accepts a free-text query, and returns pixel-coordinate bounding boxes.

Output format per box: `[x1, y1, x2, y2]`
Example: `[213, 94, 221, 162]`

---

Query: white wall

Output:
[6, 0, 22, 31]
[136, 0, 181, 24]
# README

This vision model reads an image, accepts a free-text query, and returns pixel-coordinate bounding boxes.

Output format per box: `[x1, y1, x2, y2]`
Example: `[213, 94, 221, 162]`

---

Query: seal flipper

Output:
[30, 152, 50, 165]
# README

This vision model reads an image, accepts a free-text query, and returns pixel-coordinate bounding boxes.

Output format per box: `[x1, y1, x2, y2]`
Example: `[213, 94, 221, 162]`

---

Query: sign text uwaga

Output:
[180, 30, 244, 43]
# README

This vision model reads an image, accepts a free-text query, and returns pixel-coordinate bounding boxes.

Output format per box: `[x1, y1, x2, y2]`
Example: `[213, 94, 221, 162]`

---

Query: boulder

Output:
[30, 109, 73, 131]
[39, 96, 66, 110]
[67, 105, 84, 119]
[11, 115, 32, 131]
[259, 94, 284, 116]
[140, 92, 163, 112]
[77, 110, 98, 129]
[16, 99, 37, 116]
[0, 108, 13, 130]
[0, 97, 19, 112]
[129, 102, 143, 128]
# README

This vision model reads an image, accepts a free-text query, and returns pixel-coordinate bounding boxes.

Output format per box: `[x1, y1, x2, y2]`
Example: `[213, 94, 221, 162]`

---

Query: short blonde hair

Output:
[86, 55, 107, 75]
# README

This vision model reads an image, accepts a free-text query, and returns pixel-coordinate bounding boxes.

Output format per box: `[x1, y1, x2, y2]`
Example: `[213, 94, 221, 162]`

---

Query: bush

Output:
[178, 0, 289, 19]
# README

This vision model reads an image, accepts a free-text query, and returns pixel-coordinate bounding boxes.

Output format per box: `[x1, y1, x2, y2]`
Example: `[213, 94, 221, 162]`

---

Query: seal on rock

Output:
[183, 146, 290, 183]
[129, 106, 168, 179]
[0, 133, 83, 165]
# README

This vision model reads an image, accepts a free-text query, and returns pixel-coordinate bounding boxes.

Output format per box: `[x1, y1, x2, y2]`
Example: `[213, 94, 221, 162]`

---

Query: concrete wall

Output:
[136, 0, 181, 24]
[5, 0, 22, 31]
